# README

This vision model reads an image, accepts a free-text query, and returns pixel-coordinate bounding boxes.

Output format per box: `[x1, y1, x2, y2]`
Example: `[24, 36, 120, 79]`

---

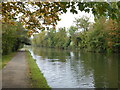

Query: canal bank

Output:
[26, 51, 51, 88]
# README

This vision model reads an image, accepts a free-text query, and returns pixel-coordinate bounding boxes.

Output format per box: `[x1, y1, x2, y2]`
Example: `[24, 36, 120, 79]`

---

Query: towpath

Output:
[2, 50, 30, 88]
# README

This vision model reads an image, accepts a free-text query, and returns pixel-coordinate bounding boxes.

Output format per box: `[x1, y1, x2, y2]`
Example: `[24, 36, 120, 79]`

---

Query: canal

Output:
[28, 47, 119, 88]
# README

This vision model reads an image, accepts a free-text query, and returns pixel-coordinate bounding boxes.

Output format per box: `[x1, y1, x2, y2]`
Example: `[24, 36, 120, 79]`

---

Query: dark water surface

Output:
[28, 47, 119, 88]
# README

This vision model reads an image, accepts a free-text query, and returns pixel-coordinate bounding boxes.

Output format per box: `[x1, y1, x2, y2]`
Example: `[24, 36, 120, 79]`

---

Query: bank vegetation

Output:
[32, 17, 120, 53]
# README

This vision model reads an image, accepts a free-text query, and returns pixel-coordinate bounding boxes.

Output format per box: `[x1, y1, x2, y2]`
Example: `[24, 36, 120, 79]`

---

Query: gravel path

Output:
[2, 51, 30, 88]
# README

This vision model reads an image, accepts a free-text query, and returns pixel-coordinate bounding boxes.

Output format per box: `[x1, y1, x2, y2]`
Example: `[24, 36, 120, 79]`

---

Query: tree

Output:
[1, 2, 120, 35]
[74, 16, 90, 31]
[68, 26, 77, 36]
[2, 22, 30, 55]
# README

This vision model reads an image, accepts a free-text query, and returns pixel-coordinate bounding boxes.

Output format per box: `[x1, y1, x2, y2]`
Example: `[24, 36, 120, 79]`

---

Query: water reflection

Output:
[29, 47, 118, 88]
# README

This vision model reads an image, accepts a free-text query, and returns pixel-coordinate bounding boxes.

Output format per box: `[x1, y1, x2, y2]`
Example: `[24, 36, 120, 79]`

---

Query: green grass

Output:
[1, 52, 17, 69]
[26, 51, 51, 88]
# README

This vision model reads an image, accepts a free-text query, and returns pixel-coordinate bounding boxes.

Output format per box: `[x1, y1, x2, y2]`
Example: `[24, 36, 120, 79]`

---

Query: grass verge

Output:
[26, 51, 51, 88]
[1, 52, 17, 69]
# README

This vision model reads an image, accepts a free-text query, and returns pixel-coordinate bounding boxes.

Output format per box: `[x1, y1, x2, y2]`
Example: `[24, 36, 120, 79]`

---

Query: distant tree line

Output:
[32, 17, 120, 53]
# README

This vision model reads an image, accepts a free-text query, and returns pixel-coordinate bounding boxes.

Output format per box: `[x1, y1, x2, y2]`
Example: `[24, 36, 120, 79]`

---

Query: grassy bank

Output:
[1, 52, 17, 69]
[26, 51, 51, 88]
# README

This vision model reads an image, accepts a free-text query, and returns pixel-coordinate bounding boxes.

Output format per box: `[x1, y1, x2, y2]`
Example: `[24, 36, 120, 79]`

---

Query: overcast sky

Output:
[56, 9, 94, 29]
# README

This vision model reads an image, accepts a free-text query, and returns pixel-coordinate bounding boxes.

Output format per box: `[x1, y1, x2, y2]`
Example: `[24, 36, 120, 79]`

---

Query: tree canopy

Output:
[74, 16, 90, 31]
[1, 2, 120, 35]
[2, 22, 30, 55]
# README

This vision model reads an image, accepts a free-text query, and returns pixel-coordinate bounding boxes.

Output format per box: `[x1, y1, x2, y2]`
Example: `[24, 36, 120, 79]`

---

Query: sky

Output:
[56, 9, 94, 29]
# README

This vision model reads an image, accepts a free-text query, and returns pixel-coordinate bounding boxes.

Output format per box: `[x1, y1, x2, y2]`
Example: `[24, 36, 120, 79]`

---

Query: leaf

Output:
[84, 9, 90, 13]
[78, 2, 84, 11]
[111, 14, 117, 20]
[117, 1, 120, 9]
[63, 8, 67, 13]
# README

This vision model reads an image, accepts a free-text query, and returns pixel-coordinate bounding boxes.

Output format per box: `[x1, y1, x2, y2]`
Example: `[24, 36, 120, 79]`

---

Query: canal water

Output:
[28, 47, 119, 88]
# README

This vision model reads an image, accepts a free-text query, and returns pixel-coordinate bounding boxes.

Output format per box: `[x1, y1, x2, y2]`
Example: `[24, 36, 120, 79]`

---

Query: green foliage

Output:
[68, 26, 77, 36]
[32, 27, 70, 49]
[2, 22, 30, 55]
[54, 28, 69, 48]
[68, 26, 80, 48]
[74, 16, 90, 31]
[78, 17, 120, 53]
[32, 17, 120, 53]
